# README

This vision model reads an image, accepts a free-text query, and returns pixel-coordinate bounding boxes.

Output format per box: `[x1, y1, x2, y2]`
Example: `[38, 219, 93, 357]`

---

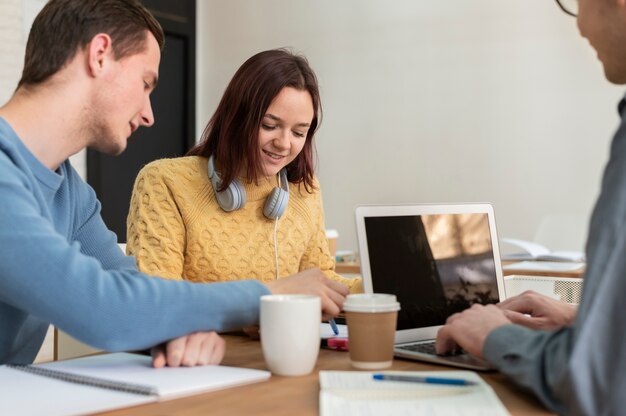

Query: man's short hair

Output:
[18, 0, 164, 88]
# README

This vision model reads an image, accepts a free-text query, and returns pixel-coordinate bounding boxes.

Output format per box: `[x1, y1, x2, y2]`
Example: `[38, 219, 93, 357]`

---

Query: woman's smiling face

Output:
[256, 87, 314, 177]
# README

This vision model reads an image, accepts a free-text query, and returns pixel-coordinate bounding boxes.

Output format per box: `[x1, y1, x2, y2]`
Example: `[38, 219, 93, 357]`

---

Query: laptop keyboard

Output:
[396, 341, 463, 357]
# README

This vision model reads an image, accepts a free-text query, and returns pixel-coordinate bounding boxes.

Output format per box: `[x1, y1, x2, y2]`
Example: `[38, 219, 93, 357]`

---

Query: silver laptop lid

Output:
[355, 203, 506, 344]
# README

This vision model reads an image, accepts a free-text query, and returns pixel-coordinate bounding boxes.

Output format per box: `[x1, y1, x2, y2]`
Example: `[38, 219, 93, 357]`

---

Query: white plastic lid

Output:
[325, 229, 339, 239]
[343, 293, 400, 313]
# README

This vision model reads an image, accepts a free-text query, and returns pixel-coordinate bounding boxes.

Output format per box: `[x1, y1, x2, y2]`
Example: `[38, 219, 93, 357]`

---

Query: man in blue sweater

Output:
[436, 0, 626, 414]
[0, 0, 348, 367]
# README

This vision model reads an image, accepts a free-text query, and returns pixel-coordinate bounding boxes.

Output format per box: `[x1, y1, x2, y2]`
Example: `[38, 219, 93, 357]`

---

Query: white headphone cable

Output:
[274, 216, 279, 280]
[273, 172, 281, 280]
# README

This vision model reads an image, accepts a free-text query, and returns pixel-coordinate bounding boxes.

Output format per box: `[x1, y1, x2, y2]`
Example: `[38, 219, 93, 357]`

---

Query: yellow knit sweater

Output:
[126, 156, 361, 292]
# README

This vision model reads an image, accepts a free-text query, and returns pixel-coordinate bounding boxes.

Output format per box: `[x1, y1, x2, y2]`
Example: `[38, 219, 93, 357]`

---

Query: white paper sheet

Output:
[319, 370, 510, 416]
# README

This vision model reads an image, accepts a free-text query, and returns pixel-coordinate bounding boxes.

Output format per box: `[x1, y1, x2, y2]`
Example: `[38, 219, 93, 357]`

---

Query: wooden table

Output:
[500, 261, 585, 278]
[99, 335, 553, 416]
[334, 261, 361, 275]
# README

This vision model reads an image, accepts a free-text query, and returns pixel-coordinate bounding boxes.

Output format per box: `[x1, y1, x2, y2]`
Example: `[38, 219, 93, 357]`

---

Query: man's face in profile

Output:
[89, 32, 160, 156]
[577, 0, 626, 84]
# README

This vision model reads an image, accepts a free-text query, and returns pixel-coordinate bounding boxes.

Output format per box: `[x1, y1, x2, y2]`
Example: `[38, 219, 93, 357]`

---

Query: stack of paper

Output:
[320, 322, 348, 339]
[319, 370, 509, 416]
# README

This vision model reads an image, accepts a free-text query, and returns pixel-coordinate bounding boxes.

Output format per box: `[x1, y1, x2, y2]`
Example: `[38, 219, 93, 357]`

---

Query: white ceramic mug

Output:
[260, 294, 321, 376]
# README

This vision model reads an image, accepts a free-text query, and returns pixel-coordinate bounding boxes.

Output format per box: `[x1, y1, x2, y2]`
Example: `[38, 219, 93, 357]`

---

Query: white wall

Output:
[197, 0, 622, 253]
[0, 0, 86, 178]
[1, 1, 622, 253]
[0, 0, 25, 104]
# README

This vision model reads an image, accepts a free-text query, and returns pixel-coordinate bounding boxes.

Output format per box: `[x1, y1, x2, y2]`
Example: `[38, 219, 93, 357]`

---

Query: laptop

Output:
[355, 203, 506, 371]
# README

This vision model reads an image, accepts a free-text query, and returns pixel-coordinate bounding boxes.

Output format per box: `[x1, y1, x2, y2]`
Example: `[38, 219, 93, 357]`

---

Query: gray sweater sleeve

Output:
[484, 227, 626, 415]
[483, 97, 626, 415]
[483, 325, 572, 414]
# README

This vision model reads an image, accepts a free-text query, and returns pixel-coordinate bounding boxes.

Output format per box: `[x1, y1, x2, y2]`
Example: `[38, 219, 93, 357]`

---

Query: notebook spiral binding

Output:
[7, 364, 158, 396]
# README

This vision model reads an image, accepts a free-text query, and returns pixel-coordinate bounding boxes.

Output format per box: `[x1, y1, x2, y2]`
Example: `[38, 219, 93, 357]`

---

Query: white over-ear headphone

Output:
[207, 155, 289, 219]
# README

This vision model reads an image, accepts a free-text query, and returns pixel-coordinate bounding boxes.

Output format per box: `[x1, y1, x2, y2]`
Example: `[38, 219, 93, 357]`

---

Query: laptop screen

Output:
[363, 212, 500, 331]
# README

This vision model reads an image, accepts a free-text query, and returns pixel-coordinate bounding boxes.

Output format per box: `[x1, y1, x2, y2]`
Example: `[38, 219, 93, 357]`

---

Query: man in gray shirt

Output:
[436, 1, 626, 414]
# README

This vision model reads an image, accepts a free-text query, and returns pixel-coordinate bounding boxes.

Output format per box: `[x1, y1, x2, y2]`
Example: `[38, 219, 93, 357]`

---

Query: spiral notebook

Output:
[0, 352, 271, 416]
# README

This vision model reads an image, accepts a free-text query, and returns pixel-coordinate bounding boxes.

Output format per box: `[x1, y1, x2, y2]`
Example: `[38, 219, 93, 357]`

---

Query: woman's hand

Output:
[265, 268, 349, 320]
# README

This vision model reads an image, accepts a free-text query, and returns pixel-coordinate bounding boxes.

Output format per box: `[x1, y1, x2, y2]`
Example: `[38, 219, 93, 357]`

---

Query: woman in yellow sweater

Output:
[126, 49, 362, 295]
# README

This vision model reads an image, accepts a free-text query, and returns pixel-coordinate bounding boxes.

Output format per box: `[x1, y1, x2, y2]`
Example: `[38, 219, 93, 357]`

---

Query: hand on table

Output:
[151, 331, 225, 368]
[497, 290, 577, 330]
[264, 268, 349, 321]
[436, 304, 511, 358]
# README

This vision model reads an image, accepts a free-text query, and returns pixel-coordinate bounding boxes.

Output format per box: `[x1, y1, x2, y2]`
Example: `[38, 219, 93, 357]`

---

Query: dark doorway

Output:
[87, 0, 196, 242]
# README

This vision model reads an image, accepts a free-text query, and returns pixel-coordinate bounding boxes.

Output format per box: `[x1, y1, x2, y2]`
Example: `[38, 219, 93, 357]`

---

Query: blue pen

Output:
[328, 318, 339, 336]
[372, 374, 477, 386]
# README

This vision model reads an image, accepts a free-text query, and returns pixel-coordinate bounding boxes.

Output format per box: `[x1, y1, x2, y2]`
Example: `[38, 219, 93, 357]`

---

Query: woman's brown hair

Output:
[187, 48, 321, 192]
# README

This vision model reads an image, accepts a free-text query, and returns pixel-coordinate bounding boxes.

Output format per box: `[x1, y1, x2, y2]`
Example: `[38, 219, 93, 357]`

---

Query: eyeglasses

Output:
[555, 0, 578, 17]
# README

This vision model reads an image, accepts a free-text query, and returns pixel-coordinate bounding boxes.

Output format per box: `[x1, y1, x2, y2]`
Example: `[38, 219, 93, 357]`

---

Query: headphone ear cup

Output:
[263, 187, 288, 219]
[208, 155, 247, 212]
[217, 179, 246, 212]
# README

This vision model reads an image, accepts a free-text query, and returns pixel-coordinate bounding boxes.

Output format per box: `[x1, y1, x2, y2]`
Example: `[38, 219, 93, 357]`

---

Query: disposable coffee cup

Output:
[343, 293, 400, 370]
[325, 229, 338, 259]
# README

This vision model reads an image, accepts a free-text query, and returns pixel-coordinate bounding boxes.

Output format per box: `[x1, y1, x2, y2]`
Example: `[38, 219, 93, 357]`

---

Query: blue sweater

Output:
[483, 95, 626, 415]
[0, 117, 270, 364]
